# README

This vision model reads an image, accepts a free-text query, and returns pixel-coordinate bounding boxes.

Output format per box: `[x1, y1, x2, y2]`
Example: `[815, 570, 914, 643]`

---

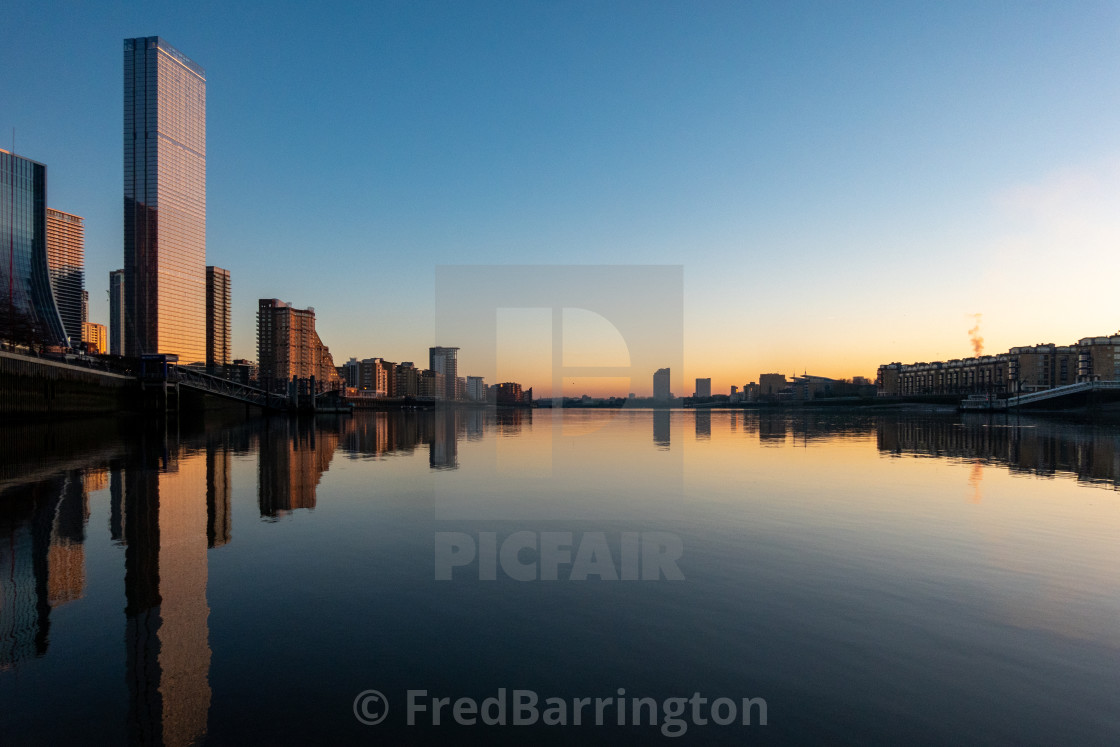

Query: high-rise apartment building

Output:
[109, 269, 124, 355]
[123, 37, 207, 364]
[653, 367, 671, 400]
[256, 299, 341, 393]
[45, 209, 84, 344]
[695, 378, 712, 398]
[429, 346, 460, 401]
[466, 376, 486, 402]
[396, 361, 420, 398]
[82, 322, 108, 354]
[205, 266, 230, 368]
[1, 149, 67, 347]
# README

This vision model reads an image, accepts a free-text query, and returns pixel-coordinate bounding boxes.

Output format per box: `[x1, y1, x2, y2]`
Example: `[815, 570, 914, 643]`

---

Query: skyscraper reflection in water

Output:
[0, 471, 88, 668]
[653, 410, 670, 449]
[695, 409, 711, 440]
[123, 427, 212, 746]
[430, 409, 460, 470]
[258, 418, 338, 519]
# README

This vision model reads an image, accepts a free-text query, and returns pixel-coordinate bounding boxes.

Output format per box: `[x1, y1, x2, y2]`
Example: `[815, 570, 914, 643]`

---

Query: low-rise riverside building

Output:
[877, 332, 1120, 396]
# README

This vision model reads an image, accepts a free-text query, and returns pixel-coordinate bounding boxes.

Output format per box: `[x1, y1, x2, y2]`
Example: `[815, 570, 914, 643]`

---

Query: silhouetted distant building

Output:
[694, 378, 711, 398]
[759, 373, 788, 398]
[230, 358, 256, 386]
[496, 382, 532, 405]
[653, 368, 671, 401]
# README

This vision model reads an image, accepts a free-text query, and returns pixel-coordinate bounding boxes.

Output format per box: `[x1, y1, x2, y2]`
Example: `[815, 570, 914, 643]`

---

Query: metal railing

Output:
[1006, 380, 1120, 408]
[171, 365, 289, 409]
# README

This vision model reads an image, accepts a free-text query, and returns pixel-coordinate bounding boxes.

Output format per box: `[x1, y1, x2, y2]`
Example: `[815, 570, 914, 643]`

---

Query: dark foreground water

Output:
[1, 408, 1119, 745]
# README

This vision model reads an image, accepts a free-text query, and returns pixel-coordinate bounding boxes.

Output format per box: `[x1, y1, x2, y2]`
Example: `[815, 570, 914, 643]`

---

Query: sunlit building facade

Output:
[45, 208, 84, 345]
[82, 322, 108, 354]
[256, 299, 341, 393]
[0, 149, 67, 347]
[877, 332, 1120, 396]
[123, 37, 207, 364]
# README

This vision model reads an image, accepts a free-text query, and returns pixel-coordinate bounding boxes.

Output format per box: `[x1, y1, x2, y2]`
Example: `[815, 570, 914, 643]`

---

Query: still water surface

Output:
[1, 409, 1119, 744]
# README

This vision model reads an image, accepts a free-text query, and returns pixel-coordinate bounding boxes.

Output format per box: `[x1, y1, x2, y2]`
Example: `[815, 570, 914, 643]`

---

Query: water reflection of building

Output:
[206, 440, 231, 548]
[465, 408, 485, 441]
[338, 412, 427, 459]
[0, 470, 88, 668]
[258, 419, 338, 518]
[695, 410, 711, 440]
[653, 410, 670, 449]
[110, 465, 126, 546]
[430, 409, 460, 470]
[758, 413, 787, 443]
[124, 431, 212, 746]
[495, 408, 528, 436]
[877, 417, 1120, 489]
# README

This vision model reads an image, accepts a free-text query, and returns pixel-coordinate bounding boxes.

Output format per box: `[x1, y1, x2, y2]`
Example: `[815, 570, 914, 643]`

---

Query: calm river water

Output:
[1, 408, 1118, 744]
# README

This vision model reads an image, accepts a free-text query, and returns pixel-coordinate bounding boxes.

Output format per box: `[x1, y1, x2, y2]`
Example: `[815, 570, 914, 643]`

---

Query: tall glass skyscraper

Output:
[109, 269, 124, 355]
[123, 37, 207, 364]
[1, 149, 67, 347]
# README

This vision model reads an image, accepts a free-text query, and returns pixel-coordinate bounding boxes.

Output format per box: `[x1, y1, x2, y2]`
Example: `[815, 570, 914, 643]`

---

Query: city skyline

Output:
[3, 3, 1119, 395]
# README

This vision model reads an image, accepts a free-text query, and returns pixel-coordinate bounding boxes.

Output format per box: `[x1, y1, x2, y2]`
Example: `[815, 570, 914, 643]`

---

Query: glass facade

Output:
[1, 149, 67, 347]
[109, 269, 124, 355]
[429, 346, 460, 400]
[45, 208, 85, 345]
[124, 37, 207, 364]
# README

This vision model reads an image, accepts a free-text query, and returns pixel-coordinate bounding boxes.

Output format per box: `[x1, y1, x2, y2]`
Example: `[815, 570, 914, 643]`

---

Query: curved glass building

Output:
[1, 149, 67, 347]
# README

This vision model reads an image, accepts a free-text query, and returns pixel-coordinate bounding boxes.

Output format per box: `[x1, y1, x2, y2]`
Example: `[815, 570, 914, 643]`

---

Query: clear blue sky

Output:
[3, 1, 1119, 392]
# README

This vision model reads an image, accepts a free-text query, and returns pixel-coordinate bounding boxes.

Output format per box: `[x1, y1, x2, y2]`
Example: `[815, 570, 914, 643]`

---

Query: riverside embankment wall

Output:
[0, 351, 137, 416]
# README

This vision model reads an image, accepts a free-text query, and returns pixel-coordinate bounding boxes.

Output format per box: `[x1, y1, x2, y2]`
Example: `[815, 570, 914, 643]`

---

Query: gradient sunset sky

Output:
[3, 1, 1119, 396]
